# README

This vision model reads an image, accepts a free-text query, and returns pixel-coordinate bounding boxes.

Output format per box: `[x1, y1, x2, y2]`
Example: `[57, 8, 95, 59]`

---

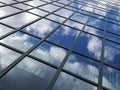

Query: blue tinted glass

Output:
[0, 32, 39, 51]
[74, 32, 102, 60]
[102, 66, 120, 90]
[53, 72, 97, 90]
[106, 32, 120, 43]
[87, 17, 105, 30]
[47, 25, 80, 48]
[104, 40, 120, 68]
[84, 26, 103, 37]
[30, 42, 67, 66]
[106, 12, 119, 21]
[22, 19, 59, 38]
[106, 22, 120, 35]
[64, 53, 99, 83]
[71, 13, 89, 23]
[69, 2, 82, 9]
[0, 57, 56, 90]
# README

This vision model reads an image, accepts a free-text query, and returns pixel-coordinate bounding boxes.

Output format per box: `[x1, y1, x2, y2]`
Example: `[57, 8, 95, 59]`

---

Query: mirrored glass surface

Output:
[106, 22, 120, 35]
[0, 0, 16, 4]
[65, 20, 84, 30]
[0, 24, 14, 37]
[47, 25, 80, 48]
[24, 0, 46, 7]
[0, 12, 39, 28]
[22, 19, 59, 38]
[104, 40, 120, 68]
[102, 66, 120, 90]
[64, 53, 99, 83]
[0, 6, 20, 18]
[0, 57, 56, 90]
[39, 4, 60, 12]
[69, 2, 82, 9]
[71, 13, 89, 24]
[0, 32, 39, 51]
[84, 26, 103, 37]
[0, 45, 21, 72]
[52, 72, 97, 90]
[46, 14, 66, 23]
[81, 6, 94, 12]
[30, 42, 67, 66]
[74, 32, 102, 60]
[55, 8, 74, 18]
[28, 8, 48, 16]
[106, 12, 119, 21]
[87, 17, 105, 30]
[94, 9, 106, 16]
[12, 3, 32, 10]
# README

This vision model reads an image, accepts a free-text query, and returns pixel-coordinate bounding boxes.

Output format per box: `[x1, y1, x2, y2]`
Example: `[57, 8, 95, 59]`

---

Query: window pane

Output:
[81, 6, 94, 12]
[0, 57, 56, 90]
[74, 32, 102, 60]
[104, 40, 120, 68]
[55, 8, 74, 18]
[64, 53, 99, 83]
[102, 66, 120, 90]
[106, 22, 120, 35]
[0, 32, 39, 51]
[24, 0, 46, 7]
[30, 42, 67, 66]
[39, 4, 59, 12]
[71, 13, 89, 23]
[0, 45, 21, 72]
[22, 19, 59, 38]
[0, 6, 20, 18]
[0, 12, 39, 28]
[28, 9, 48, 16]
[52, 72, 97, 90]
[84, 26, 103, 37]
[0, 24, 14, 37]
[69, 2, 82, 9]
[47, 25, 80, 48]
[65, 20, 84, 30]
[87, 17, 105, 30]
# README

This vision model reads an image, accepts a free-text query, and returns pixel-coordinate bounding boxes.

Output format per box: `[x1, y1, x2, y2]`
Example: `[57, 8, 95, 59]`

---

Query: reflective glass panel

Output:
[102, 66, 120, 90]
[30, 42, 67, 66]
[0, 32, 39, 51]
[71, 13, 89, 24]
[55, 8, 74, 18]
[74, 32, 102, 60]
[104, 40, 120, 68]
[22, 19, 59, 38]
[0, 45, 21, 72]
[52, 72, 97, 90]
[0, 12, 39, 28]
[64, 53, 99, 83]
[47, 25, 80, 48]
[0, 57, 56, 90]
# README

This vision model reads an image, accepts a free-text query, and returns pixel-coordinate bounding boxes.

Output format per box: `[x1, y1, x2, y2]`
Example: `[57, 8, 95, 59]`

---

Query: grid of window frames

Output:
[0, 0, 120, 90]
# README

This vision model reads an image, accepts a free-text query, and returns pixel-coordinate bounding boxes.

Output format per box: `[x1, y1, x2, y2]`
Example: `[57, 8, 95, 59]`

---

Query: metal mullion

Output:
[47, 1, 98, 89]
[97, 2, 107, 90]
[0, 0, 74, 78]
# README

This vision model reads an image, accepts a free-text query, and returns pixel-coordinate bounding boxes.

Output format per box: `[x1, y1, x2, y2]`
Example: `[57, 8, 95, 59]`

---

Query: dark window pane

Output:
[0, 57, 56, 90]
[0, 32, 39, 51]
[52, 72, 97, 90]
[64, 53, 99, 83]
[74, 32, 102, 60]
[102, 66, 120, 90]
[47, 25, 79, 48]
[30, 42, 67, 66]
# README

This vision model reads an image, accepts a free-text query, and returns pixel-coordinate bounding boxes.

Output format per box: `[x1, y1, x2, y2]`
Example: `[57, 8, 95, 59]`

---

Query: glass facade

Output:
[0, 0, 120, 90]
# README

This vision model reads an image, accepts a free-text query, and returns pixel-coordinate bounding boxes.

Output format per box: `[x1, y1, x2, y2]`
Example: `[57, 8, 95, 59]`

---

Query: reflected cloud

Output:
[30, 42, 67, 66]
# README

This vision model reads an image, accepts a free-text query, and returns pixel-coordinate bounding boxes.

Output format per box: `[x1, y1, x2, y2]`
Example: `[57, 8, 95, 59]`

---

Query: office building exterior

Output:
[0, 0, 120, 90]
